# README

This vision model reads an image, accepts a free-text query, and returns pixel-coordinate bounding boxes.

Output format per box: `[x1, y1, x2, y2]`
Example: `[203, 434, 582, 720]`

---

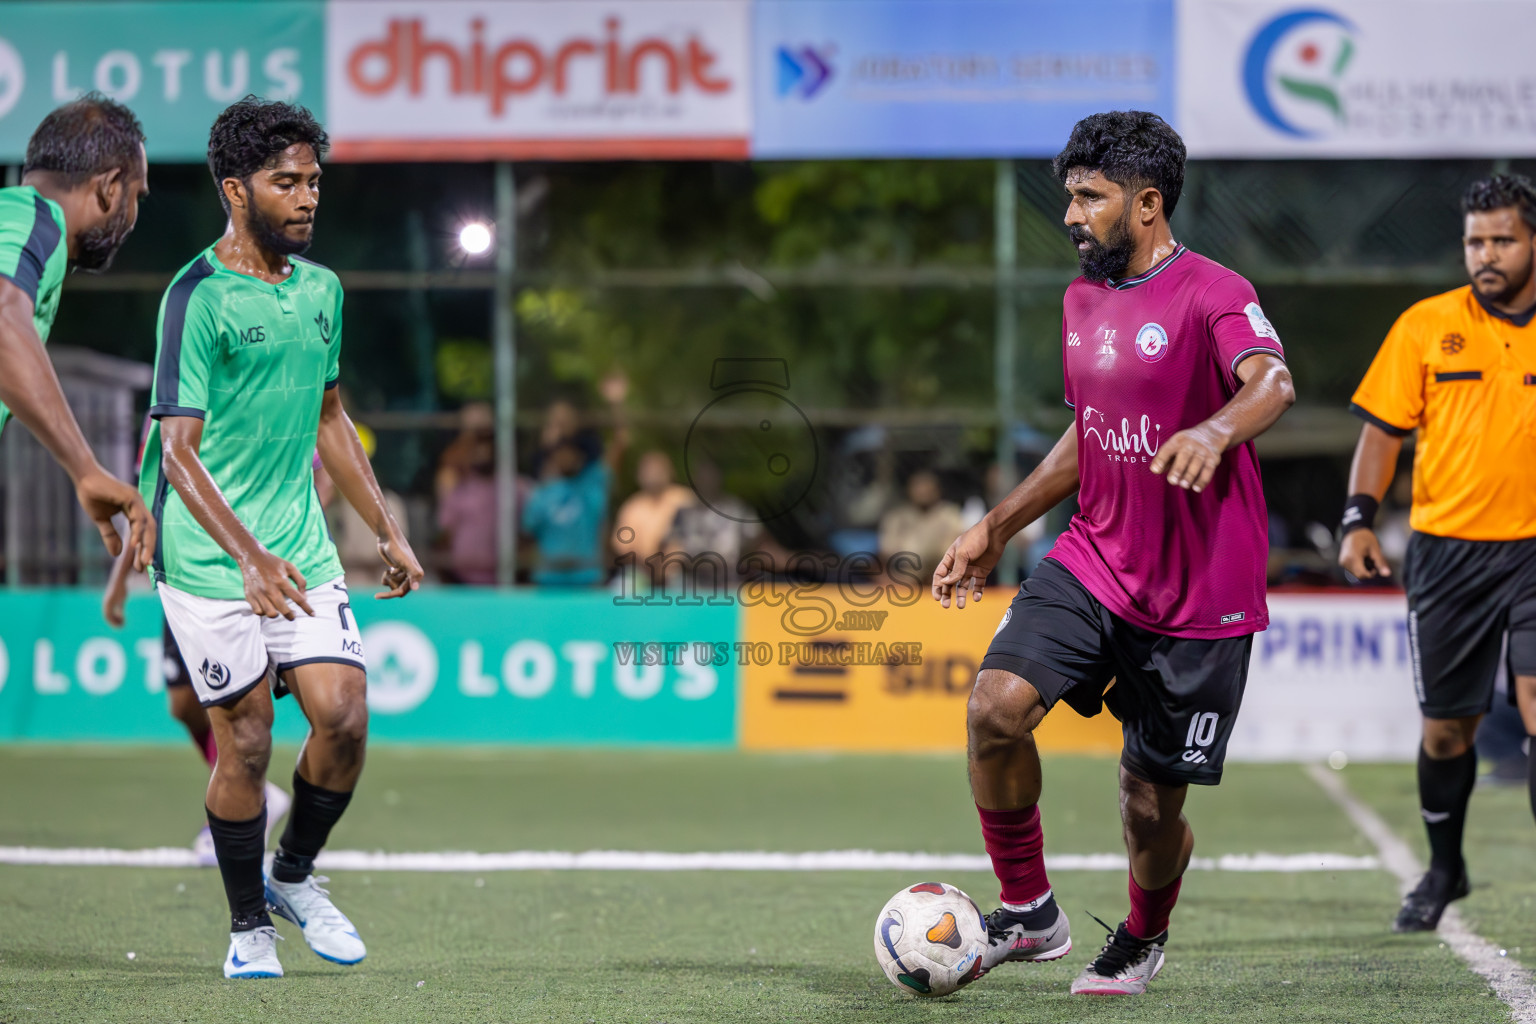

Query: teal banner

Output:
[0, 590, 738, 746]
[0, 2, 325, 162]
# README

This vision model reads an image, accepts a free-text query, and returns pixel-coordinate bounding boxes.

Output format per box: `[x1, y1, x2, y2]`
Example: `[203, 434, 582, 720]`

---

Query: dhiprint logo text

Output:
[1081, 406, 1162, 465]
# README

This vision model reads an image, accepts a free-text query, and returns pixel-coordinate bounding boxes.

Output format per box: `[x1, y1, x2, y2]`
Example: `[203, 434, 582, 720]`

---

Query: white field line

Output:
[1306, 763, 1536, 1024]
[0, 846, 1377, 873]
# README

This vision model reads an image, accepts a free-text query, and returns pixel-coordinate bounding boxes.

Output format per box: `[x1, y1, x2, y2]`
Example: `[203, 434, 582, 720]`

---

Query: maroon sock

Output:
[1126, 874, 1182, 939]
[977, 804, 1051, 906]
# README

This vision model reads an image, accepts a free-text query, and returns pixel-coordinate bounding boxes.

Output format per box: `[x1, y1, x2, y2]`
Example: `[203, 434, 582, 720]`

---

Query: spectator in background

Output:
[613, 450, 695, 566]
[663, 458, 761, 591]
[435, 422, 508, 585]
[435, 401, 495, 503]
[523, 373, 629, 586]
[523, 440, 611, 586]
[879, 468, 965, 578]
[314, 422, 412, 591]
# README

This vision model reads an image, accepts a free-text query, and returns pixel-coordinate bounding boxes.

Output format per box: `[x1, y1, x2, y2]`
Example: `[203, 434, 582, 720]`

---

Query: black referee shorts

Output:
[1404, 531, 1536, 719]
[978, 558, 1253, 788]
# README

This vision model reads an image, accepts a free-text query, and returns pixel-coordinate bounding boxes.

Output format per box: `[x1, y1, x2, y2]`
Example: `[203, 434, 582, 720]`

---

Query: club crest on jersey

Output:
[1135, 322, 1169, 362]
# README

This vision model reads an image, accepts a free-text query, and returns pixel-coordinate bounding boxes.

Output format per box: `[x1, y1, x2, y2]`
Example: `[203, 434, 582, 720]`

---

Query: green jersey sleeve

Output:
[0, 186, 63, 309]
[149, 257, 220, 418]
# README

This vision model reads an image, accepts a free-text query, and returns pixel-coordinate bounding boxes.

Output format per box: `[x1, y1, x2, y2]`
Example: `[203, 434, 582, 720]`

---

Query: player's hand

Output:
[1149, 422, 1230, 493]
[239, 549, 314, 620]
[75, 468, 156, 572]
[932, 521, 1005, 609]
[1339, 528, 1391, 580]
[376, 532, 423, 599]
[102, 584, 126, 628]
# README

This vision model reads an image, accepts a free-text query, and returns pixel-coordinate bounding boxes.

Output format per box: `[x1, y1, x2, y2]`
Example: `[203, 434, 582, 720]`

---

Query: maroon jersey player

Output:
[932, 111, 1295, 997]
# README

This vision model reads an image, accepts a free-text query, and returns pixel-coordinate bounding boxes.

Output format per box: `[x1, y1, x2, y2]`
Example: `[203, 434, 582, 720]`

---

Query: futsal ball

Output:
[873, 882, 988, 996]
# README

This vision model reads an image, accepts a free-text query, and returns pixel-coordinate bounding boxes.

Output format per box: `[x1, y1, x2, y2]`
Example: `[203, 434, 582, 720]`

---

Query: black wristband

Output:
[1340, 493, 1379, 536]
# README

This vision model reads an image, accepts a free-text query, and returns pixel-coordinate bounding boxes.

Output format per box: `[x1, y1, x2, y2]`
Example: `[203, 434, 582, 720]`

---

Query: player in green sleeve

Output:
[0, 92, 155, 570]
[141, 98, 423, 980]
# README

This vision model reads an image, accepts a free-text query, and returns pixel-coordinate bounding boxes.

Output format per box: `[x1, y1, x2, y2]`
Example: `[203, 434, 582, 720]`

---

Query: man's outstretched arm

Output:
[1149, 353, 1295, 492]
[932, 423, 1081, 609]
[0, 280, 155, 568]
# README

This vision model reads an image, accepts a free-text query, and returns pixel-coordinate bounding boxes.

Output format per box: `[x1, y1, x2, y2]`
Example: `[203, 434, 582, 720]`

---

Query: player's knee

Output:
[220, 718, 272, 780]
[1422, 732, 1472, 759]
[967, 670, 1045, 751]
[313, 699, 369, 752]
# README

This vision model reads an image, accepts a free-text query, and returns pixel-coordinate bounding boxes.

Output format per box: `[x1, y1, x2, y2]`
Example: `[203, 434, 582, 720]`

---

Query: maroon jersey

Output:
[1047, 246, 1283, 639]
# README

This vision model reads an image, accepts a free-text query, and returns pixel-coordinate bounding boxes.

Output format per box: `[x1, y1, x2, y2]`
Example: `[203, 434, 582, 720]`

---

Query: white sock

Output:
[1001, 888, 1053, 914]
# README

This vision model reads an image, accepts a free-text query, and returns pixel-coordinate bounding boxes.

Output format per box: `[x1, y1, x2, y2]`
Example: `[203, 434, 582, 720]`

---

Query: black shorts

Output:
[979, 558, 1253, 787]
[1403, 531, 1536, 719]
[162, 619, 190, 688]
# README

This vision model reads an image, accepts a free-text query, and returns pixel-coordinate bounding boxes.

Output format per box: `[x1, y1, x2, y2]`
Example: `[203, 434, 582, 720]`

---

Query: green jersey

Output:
[0, 185, 68, 433]
[140, 245, 344, 599]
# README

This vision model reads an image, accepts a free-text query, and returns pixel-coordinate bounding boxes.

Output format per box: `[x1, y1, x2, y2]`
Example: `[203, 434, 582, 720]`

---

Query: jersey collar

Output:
[1472, 286, 1536, 328]
[1105, 244, 1187, 291]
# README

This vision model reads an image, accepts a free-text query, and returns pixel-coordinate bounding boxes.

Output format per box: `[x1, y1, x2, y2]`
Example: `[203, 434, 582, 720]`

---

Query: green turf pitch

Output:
[0, 748, 1513, 1023]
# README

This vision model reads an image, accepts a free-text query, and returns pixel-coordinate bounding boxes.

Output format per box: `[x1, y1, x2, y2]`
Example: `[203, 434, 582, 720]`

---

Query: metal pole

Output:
[993, 159, 1018, 585]
[4, 165, 18, 188]
[493, 162, 518, 586]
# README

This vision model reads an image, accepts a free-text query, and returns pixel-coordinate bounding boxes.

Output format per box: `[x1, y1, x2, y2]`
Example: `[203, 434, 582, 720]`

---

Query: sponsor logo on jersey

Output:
[1080, 405, 1162, 465]
[1441, 332, 1465, 355]
[239, 325, 267, 345]
[1220, 611, 1246, 624]
[1245, 302, 1280, 342]
[1134, 322, 1169, 362]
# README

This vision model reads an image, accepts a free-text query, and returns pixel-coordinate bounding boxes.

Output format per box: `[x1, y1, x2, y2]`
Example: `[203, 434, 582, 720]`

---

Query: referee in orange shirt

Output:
[1340, 174, 1536, 932]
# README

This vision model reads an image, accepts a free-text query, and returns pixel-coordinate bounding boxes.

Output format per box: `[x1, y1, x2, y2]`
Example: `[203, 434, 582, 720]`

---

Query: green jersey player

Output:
[0, 93, 155, 570]
[140, 97, 423, 980]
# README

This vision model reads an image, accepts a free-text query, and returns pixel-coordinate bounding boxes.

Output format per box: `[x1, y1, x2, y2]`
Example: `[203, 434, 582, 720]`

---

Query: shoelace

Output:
[281, 876, 352, 929]
[233, 926, 282, 957]
[1083, 912, 1151, 978]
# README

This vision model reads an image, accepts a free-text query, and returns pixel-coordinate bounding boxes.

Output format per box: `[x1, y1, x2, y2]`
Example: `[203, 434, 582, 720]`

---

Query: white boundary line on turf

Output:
[1306, 763, 1536, 1024]
[0, 846, 1378, 873]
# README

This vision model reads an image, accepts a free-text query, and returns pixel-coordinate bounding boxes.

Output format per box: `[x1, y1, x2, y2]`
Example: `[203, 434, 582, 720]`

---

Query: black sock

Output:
[271, 772, 354, 883]
[1418, 747, 1476, 877]
[205, 805, 272, 931]
[1527, 738, 1536, 825]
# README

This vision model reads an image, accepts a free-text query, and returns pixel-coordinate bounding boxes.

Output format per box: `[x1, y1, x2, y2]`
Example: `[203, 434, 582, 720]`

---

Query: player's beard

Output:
[247, 202, 314, 257]
[1070, 206, 1136, 283]
[70, 204, 135, 274]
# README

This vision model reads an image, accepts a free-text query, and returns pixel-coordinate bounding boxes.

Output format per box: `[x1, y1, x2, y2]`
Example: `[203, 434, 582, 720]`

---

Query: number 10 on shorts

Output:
[1185, 712, 1219, 749]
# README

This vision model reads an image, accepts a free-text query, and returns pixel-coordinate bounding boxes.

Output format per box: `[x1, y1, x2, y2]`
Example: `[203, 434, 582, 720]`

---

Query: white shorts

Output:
[157, 577, 367, 707]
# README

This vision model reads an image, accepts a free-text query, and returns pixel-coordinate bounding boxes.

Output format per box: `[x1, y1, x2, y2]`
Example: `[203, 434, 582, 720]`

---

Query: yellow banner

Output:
[738, 585, 1124, 753]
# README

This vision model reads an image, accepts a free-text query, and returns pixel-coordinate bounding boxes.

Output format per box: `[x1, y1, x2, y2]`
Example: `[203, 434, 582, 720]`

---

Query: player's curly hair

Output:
[1462, 173, 1536, 232]
[1053, 111, 1186, 219]
[23, 92, 145, 185]
[206, 95, 329, 213]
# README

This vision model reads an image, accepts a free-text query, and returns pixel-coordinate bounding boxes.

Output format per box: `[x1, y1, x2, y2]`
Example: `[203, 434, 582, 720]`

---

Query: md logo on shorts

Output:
[199, 658, 232, 691]
[361, 621, 437, 714]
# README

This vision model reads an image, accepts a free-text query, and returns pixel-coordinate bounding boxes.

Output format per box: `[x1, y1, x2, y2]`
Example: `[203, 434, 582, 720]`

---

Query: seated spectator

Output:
[879, 468, 965, 578]
[661, 459, 761, 595]
[613, 450, 695, 567]
[522, 440, 611, 587]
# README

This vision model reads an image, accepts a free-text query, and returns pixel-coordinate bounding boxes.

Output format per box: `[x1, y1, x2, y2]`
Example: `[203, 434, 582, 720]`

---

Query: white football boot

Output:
[223, 925, 283, 979]
[1070, 919, 1166, 995]
[265, 874, 367, 965]
[980, 903, 1072, 973]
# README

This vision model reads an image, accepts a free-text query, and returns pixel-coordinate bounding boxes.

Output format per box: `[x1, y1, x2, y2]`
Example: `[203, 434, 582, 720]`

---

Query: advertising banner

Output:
[325, 0, 752, 160]
[1178, 0, 1536, 157]
[0, 1, 324, 163]
[737, 584, 1124, 754]
[0, 590, 737, 746]
[1230, 592, 1420, 761]
[752, 0, 1175, 158]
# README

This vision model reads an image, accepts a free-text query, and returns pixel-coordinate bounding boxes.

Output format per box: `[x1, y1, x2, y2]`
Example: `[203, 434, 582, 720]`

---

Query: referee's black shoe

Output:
[1393, 867, 1470, 932]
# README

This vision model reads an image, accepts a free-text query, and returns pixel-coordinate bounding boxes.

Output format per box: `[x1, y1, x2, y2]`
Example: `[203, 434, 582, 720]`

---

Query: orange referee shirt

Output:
[1350, 285, 1536, 541]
